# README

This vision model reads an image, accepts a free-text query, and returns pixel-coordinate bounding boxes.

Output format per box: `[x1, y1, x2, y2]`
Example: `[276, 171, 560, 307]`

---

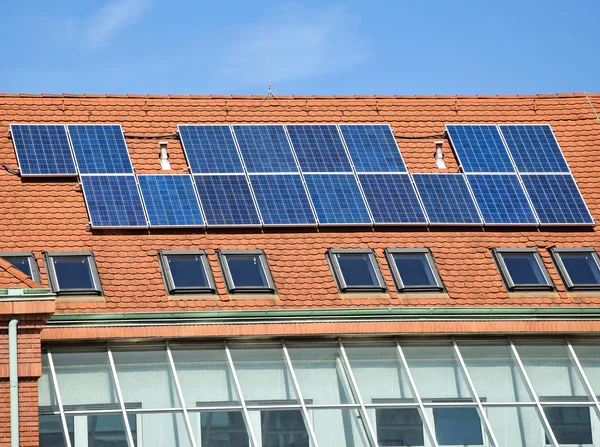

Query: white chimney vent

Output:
[159, 141, 171, 170]
[434, 141, 447, 169]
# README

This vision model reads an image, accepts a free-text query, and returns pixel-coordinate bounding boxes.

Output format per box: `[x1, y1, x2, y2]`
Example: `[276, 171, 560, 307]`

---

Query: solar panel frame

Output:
[10, 124, 78, 177]
[498, 124, 570, 174]
[446, 124, 516, 173]
[80, 174, 148, 229]
[338, 124, 408, 173]
[520, 173, 594, 226]
[137, 174, 206, 228]
[286, 124, 353, 173]
[412, 173, 483, 225]
[466, 173, 538, 226]
[232, 124, 299, 173]
[67, 124, 134, 174]
[358, 173, 428, 225]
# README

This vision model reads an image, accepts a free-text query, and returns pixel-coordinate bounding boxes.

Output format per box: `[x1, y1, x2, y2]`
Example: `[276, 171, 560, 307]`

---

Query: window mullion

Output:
[166, 342, 197, 447]
[565, 338, 600, 419]
[47, 349, 73, 447]
[107, 344, 136, 447]
[395, 339, 439, 447]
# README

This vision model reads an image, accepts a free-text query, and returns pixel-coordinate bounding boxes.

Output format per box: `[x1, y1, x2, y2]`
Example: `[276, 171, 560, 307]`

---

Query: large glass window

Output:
[385, 248, 444, 292]
[550, 247, 600, 290]
[218, 250, 276, 293]
[0, 251, 41, 282]
[158, 250, 215, 294]
[327, 249, 386, 292]
[493, 248, 554, 291]
[43, 252, 102, 295]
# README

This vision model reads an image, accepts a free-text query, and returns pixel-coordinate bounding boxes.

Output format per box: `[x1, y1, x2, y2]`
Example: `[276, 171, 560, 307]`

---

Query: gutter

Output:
[47, 307, 600, 327]
[9, 319, 18, 447]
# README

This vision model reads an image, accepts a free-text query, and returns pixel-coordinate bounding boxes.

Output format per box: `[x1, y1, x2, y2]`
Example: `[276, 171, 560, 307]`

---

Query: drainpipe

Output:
[9, 319, 19, 447]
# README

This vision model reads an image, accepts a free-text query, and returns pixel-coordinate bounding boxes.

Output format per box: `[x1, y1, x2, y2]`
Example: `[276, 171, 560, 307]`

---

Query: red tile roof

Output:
[1, 92, 600, 313]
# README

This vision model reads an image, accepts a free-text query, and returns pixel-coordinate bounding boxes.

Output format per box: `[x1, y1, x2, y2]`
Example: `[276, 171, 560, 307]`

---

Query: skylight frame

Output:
[43, 251, 103, 296]
[218, 250, 276, 294]
[549, 247, 600, 291]
[385, 248, 445, 293]
[327, 248, 387, 293]
[0, 251, 41, 283]
[492, 248, 554, 292]
[158, 250, 216, 295]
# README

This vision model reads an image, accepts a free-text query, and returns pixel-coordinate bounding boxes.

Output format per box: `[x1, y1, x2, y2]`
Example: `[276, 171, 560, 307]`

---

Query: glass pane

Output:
[5, 256, 32, 277]
[393, 253, 436, 287]
[335, 253, 380, 287]
[457, 342, 533, 402]
[229, 345, 298, 403]
[571, 343, 600, 396]
[287, 344, 357, 405]
[560, 252, 600, 286]
[134, 411, 192, 447]
[53, 256, 95, 290]
[39, 414, 74, 447]
[433, 407, 483, 446]
[344, 342, 415, 402]
[112, 347, 180, 409]
[501, 253, 547, 285]
[195, 411, 249, 447]
[87, 412, 134, 447]
[515, 343, 588, 398]
[310, 408, 371, 447]
[168, 255, 210, 289]
[486, 406, 548, 447]
[249, 410, 309, 447]
[376, 408, 424, 447]
[543, 406, 593, 445]
[401, 344, 473, 400]
[39, 353, 58, 408]
[226, 255, 268, 288]
[52, 349, 118, 406]
[171, 346, 240, 407]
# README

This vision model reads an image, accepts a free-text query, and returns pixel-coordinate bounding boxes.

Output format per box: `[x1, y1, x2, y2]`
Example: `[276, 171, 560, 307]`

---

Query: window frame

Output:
[0, 251, 41, 283]
[158, 250, 216, 295]
[384, 248, 445, 293]
[492, 248, 554, 292]
[218, 250, 276, 294]
[327, 248, 387, 293]
[43, 251, 103, 295]
[549, 247, 600, 291]
[541, 398, 594, 446]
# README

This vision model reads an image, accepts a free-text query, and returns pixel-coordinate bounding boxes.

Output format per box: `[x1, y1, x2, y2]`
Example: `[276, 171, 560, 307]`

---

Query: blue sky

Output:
[1, 0, 598, 96]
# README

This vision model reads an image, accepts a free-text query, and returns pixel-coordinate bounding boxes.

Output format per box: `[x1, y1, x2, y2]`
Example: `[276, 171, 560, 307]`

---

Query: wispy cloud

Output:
[86, 0, 151, 48]
[217, 3, 369, 90]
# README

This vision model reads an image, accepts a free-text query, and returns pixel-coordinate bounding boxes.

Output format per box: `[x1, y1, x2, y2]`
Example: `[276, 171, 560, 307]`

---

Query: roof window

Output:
[385, 248, 444, 292]
[327, 249, 386, 293]
[492, 248, 553, 291]
[0, 252, 41, 283]
[218, 250, 276, 293]
[43, 252, 102, 295]
[550, 248, 600, 291]
[158, 250, 215, 294]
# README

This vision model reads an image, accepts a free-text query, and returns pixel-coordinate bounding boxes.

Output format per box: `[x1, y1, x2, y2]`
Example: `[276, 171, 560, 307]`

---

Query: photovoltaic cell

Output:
[232, 125, 298, 173]
[339, 124, 406, 173]
[446, 125, 515, 173]
[10, 124, 77, 176]
[249, 174, 316, 225]
[68, 125, 133, 174]
[521, 174, 594, 225]
[193, 175, 260, 226]
[80, 175, 147, 228]
[412, 174, 482, 225]
[499, 125, 569, 173]
[178, 125, 244, 174]
[358, 174, 426, 224]
[138, 175, 204, 227]
[304, 174, 371, 224]
[286, 125, 352, 172]
[466, 174, 537, 225]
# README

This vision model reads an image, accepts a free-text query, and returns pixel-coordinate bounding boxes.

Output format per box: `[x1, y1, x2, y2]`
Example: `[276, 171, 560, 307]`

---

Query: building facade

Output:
[1, 93, 600, 446]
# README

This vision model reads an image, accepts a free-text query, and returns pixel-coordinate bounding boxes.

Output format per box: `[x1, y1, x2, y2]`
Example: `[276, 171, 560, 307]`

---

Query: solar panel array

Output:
[10, 121, 594, 228]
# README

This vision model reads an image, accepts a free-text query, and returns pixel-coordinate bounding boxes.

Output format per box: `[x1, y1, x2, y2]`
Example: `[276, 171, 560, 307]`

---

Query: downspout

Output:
[9, 319, 19, 447]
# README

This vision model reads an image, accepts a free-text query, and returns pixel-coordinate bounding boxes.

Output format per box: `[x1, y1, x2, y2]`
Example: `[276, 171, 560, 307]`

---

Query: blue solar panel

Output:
[233, 125, 298, 173]
[179, 125, 244, 174]
[10, 124, 77, 176]
[286, 125, 352, 172]
[194, 175, 260, 226]
[80, 175, 147, 228]
[446, 125, 515, 173]
[412, 174, 482, 225]
[68, 125, 133, 174]
[340, 124, 407, 172]
[499, 125, 569, 173]
[358, 174, 426, 224]
[521, 174, 594, 225]
[466, 174, 537, 225]
[138, 175, 204, 227]
[249, 174, 316, 225]
[304, 174, 371, 224]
